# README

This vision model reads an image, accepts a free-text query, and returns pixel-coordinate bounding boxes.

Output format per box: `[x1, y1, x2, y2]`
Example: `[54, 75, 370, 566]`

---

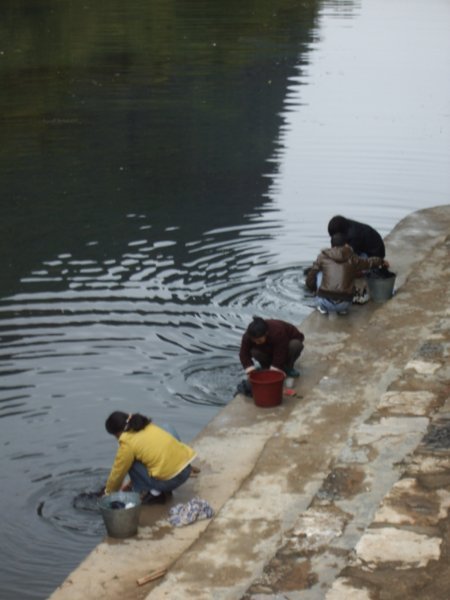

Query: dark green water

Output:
[0, 0, 449, 597]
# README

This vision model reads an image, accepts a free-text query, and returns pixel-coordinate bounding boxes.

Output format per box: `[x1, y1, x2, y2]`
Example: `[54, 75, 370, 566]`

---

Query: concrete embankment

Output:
[49, 205, 450, 600]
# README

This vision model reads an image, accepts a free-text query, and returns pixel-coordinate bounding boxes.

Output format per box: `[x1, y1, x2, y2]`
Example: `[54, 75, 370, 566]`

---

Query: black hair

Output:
[246, 316, 268, 339]
[105, 411, 151, 435]
[328, 215, 348, 237]
[331, 232, 347, 248]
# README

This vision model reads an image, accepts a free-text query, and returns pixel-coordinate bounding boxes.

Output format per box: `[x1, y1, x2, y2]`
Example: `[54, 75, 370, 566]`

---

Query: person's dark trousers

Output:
[286, 339, 303, 370]
[251, 339, 303, 372]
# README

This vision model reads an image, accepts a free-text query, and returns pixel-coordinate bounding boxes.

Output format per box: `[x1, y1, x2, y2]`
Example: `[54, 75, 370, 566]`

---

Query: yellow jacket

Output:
[105, 423, 196, 494]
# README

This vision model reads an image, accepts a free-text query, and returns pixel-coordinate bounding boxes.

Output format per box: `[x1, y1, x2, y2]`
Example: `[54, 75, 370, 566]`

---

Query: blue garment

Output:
[315, 272, 350, 314]
[316, 296, 350, 314]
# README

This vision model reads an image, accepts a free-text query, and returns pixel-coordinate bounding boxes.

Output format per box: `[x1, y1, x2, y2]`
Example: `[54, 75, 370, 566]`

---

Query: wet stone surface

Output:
[288, 506, 350, 554]
[416, 342, 446, 360]
[242, 557, 317, 597]
[405, 359, 442, 376]
[337, 510, 450, 600]
[417, 471, 450, 490]
[316, 467, 366, 502]
[377, 390, 437, 416]
[421, 420, 450, 451]
[372, 477, 450, 527]
[354, 527, 442, 570]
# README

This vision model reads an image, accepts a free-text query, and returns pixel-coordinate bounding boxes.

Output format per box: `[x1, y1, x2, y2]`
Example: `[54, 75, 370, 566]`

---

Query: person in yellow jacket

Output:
[104, 411, 196, 504]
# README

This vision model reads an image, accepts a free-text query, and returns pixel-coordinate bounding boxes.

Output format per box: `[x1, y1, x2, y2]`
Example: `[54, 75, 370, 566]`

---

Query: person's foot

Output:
[189, 465, 201, 477]
[285, 367, 300, 377]
[337, 310, 348, 315]
[317, 305, 328, 315]
[141, 491, 167, 505]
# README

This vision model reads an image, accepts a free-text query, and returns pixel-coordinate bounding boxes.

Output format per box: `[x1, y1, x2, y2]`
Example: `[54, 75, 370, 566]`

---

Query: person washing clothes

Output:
[239, 317, 304, 378]
[103, 411, 196, 504]
[327, 215, 388, 304]
[305, 233, 388, 315]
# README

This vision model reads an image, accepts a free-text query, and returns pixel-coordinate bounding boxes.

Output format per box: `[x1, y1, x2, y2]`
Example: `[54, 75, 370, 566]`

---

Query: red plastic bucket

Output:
[249, 370, 285, 408]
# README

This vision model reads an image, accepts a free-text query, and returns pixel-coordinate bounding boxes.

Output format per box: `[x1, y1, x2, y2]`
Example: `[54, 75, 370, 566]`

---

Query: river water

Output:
[0, 0, 449, 597]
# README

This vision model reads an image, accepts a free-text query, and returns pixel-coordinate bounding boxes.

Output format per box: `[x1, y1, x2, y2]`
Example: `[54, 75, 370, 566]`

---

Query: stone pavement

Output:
[49, 205, 450, 600]
[245, 317, 450, 600]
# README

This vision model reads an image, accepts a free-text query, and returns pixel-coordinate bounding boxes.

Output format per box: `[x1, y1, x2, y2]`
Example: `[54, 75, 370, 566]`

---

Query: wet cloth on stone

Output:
[168, 497, 214, 527]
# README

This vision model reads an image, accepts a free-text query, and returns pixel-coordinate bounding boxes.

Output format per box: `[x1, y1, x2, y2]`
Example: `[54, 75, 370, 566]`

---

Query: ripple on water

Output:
[1, 468, 109, 599]
[210, 264, 313, 319]
[29, 467, 108, 538]
[180, 357, 243, 407]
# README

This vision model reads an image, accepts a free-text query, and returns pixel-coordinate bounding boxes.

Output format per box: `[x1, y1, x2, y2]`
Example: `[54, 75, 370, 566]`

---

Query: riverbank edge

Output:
[49, 204, 450, 600]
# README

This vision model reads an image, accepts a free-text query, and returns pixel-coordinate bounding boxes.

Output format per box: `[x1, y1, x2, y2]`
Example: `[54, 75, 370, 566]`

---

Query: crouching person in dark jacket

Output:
[306, 233, 388, 316]
[327, 215, 386, 259]
[239, 317, 304, 378]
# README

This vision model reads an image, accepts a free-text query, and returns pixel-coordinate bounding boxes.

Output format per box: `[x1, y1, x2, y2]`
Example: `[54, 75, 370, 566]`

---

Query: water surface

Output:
[0, 0, 449, 597]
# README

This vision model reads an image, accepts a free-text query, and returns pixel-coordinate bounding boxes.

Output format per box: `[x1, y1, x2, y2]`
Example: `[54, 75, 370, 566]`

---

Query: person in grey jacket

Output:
[306, 233, 388, 315]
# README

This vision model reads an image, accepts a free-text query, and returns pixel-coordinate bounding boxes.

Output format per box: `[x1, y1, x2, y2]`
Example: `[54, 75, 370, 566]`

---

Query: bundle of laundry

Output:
[168, 497, 214, 527]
